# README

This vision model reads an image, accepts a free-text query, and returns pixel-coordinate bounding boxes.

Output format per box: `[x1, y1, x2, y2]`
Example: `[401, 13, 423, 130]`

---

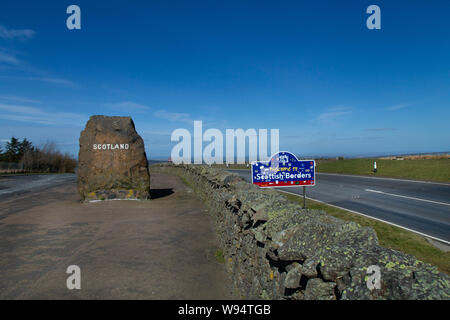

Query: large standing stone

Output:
[78, 115, 150, 201]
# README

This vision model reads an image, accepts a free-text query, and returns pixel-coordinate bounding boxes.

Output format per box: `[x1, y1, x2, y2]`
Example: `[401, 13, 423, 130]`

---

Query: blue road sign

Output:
[251, 151, 315, 188]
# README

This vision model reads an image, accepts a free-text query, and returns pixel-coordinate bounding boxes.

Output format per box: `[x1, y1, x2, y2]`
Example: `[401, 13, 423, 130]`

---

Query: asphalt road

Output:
[2, 171, 449, 244]
[0, 174, 76, 200]
[228, 170, 450, 244]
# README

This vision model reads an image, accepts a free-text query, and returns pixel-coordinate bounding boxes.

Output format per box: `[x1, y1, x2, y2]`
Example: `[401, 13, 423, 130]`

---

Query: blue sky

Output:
[0, 0, 449, 159]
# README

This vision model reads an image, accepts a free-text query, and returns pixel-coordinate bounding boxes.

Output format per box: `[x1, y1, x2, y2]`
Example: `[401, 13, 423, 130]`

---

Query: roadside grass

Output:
[282, 192, 450, 275]
[215, 248, 225, 264]
[214, 158, 450, 183]
[316, 158, 450, 183]
[180, 176, 193, 188]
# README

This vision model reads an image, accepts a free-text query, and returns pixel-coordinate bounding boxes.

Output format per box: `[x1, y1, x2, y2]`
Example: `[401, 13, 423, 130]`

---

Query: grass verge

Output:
[282, 192, 450, 275]
[316, 158, 450, 183]
[215, 248, 225, 264]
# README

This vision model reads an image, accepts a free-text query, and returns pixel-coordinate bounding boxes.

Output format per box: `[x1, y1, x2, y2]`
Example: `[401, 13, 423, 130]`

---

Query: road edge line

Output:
[316, 172, 450, 186]
[365, 188, 450, 206]
[276, 189, 450, 246]
[227, 169, 450, 186]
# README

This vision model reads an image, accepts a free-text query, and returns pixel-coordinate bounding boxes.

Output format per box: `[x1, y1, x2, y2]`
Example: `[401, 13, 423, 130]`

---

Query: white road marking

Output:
[231, 170, 450, 244]
[276, 189, 450, 245]
[317, 172, 450, 186]
[230, 169, 450, 186]
[88, 198, 140, 203]
[365, 188, 450, 207]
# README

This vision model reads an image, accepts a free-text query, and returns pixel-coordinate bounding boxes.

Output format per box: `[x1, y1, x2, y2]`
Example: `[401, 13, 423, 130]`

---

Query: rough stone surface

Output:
[153, 163, 450, 300]
[78, 115, 150, 201]
[304, 278, 336, 300]
[284, 263, 302, 289]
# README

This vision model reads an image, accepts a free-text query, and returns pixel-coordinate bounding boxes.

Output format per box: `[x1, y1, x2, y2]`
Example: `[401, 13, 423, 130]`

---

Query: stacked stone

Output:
[155, 163, 450, 300]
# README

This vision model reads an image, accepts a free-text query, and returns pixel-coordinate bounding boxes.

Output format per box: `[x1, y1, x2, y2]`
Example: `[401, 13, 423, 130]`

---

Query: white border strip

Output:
[276, 189, 450, 245]
[365, 189, 450, 207]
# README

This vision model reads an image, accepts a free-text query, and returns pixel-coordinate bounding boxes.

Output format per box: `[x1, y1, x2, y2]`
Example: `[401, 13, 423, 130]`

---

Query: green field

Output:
[316, 158, 450, 183]
[212, 157, 450, 183]
[282, 192, 450, 275]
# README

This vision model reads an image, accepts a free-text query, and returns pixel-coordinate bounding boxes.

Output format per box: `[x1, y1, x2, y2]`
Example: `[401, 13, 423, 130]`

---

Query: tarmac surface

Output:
[229, 170, 450, 244]
[0, 172, 233, 299]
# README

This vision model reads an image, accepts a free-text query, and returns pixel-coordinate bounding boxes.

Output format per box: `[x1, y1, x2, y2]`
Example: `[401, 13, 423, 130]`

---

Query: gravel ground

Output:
[0, 172, 233, 299]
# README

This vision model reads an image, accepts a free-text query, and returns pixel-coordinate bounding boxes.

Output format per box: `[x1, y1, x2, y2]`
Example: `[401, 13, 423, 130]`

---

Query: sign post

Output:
[251, 151, 315, 209]
[303, 186, 306, 209]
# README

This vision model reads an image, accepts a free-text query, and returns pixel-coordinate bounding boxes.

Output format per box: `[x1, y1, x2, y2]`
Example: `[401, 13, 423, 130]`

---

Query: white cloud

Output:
[29, 77, 77, 87]
[0, 103, 87, 126]
[366, 127, 397, 132]
[154, 110, 192, 123]
[0, 95, 41, 104]
[103, 101, 150, 112]
[386, 103, 409, 111]
[140, 129, 171, 136]
[0, 103, 40, 114]
[316, 106, 352, 122]
[328, 105, 351, 112]
[0, 51, 20, 65]
[0, 76, 78, 87]
[0, 25, 35, 40]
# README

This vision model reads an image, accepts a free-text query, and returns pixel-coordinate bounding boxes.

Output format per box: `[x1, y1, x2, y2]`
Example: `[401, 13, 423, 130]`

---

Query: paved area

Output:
[0, 172, 233, 299]
[229, 170, 450, 243]
[0, 174, 75, 199]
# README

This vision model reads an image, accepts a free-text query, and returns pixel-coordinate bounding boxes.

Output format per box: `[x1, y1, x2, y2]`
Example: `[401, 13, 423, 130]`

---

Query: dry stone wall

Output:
[155, 164, 450, 300]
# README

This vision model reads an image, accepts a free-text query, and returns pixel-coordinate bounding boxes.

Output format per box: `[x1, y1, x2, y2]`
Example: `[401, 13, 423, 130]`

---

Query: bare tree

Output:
[19, 140, 77, 173]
